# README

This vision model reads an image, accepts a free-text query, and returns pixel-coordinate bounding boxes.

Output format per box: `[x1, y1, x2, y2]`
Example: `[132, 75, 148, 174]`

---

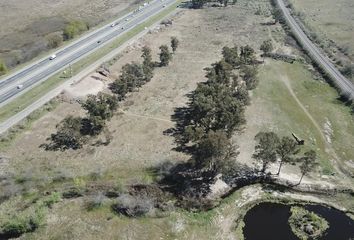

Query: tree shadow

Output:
[163, 91, 196, 153]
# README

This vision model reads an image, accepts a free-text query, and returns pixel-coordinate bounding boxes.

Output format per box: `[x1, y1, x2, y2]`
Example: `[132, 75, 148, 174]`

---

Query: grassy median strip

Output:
[0, 1, 180, 123]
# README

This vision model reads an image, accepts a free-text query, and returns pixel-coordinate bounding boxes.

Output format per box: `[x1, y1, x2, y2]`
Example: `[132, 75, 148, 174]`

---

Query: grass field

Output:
[251, 60, 354, 176]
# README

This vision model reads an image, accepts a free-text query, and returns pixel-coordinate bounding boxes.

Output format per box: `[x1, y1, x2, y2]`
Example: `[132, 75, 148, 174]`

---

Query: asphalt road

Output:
[0, 0, 176, 107]
[276, 0, 354, 100]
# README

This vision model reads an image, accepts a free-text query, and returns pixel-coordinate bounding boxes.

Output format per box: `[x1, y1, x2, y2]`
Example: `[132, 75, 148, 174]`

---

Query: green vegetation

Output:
[159, 44, 259, 204]
[0, 59, 7, 76]
[297, 150, 318, 185]
[253, 131, 317, 184]
[46, 38, 175, 151]
[141, 46, 154, 82]
[63, 20, 89, 40]
[289, 206, 329, 239]
[260, 39, 274, 56]
[159, 45, 172, 66]
[253, 132, 280, 173]
[43, 116, 86, 151]
[46, 32, 64, 49]
[110, 62, 147, 98]
[191, 0, 238, 8]
[0, 208, 44, 238]
[43, 93, 118, 150]
[254, 60, 354, 175]
[171, 37, 179, 53]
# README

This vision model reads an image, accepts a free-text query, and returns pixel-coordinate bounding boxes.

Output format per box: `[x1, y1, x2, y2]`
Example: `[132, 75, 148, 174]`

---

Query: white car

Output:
[110, 23, 116, 27]
[49, 54, 56, 60]
[17, 84, 24, 89]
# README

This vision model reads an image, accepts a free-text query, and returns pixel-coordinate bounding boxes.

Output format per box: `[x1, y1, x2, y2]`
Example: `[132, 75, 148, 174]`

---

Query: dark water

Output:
[243, 202, 354, 240]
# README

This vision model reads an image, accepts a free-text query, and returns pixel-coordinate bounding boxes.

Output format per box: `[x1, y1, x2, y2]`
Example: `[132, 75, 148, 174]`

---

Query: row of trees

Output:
[45, 37, 179, 150]
[176, 44, 259, 174]
[43, 93, 118, 151]
[191, 0, 238, 8]
[110, 37, 178, 99]
[253, 131, 318, 185]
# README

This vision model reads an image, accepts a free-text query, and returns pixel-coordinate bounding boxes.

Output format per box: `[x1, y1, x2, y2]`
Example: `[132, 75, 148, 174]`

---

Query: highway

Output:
[0, 0, 176, 107]
[276, 0, 354, 100]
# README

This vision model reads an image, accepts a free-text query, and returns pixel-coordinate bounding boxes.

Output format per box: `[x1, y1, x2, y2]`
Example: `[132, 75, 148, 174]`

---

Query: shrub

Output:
[111, 194, 154, 217]
[0, 208, 45, 238]
[0, 59, 8, 76]
[63, 20, 88, 40]
[62, 187, 83, 199]
[43, 192, 61, 208]
[46, 32, 63, 49]
[85, 192, 105, 211]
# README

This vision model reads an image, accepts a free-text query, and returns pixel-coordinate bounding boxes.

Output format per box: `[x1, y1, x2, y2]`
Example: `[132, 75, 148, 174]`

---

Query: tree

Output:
[159, 45, 172, 66]
[195, 130, 238, 172]
[0, 59, 8, 76]
[276, 137, 299, 175]
[297, 150, 317, 185]
[241, 66, 258, 90]
[191, 0, 207, 8]
[341, 64, 354, 78]
[171, 37, 179, 53]
[80, 93, 118, 136]
[111, 63, 144, 98]
[81, 115, 106, 136]
[253, 132, 280, 173]
[45, 116, 85, 151]
[110, 78, 128, 100]
[205, 60, 233, 85]
[233, 84, 250, 106]
[222, 46, 239, 68]
[260, 39, 274, 56]
[272, 8, 285, 24]
[141, 46, 154, 81]
[81, 93, 118, 121]
[185, 82, 246, 138]
[240, 45, 256, 65]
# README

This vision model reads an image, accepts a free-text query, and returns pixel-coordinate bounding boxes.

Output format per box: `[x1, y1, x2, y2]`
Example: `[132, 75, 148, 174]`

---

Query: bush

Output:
[0, 59, 8, 76]
[111, 194, 154, 217]
[85, 192, 105, 211]
[62, 187, 83, 199]
[0, 208, 45, 239]
[63, 20, 88, 40]
[288, 206, 329, 239]
[41, 116, 85, 151]
[43, 192, 61, 208]
[46, 32, 63, 49]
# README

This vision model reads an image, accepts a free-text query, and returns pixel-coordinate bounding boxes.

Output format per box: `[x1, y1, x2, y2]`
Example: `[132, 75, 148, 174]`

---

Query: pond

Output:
[242, 202, 354, 240]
